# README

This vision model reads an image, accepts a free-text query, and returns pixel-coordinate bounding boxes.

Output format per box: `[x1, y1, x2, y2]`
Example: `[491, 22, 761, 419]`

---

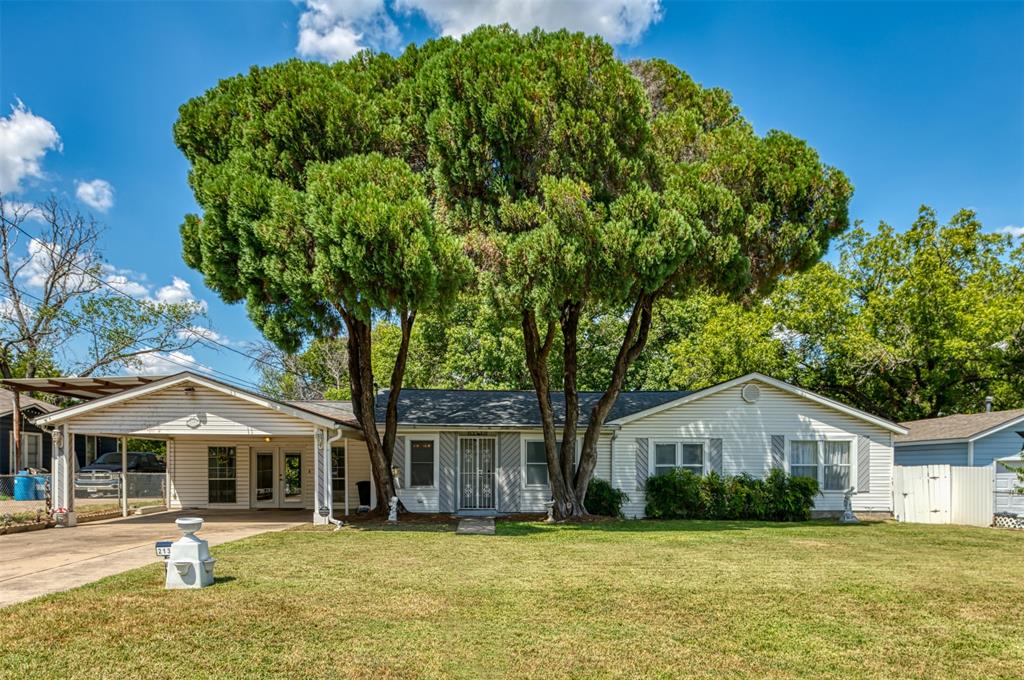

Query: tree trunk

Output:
[341, 309, 416, 514]
[521, 309, 583, 519]
[573, 293, 655, 504]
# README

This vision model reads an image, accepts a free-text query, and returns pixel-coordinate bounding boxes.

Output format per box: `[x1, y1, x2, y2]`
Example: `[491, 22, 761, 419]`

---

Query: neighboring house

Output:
[20, 371, 906, 525]
[0, 387, 118, 475]
[896, 409, 1024, 515]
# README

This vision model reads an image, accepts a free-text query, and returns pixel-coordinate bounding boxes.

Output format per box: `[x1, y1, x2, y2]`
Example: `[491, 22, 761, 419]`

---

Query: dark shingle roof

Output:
[897, 408, 1024, 444]
[371, 389, 692, 427]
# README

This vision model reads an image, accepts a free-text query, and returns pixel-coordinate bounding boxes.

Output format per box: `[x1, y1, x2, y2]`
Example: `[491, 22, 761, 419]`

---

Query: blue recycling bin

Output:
[13, 472, 35, 501]
[33, 475, 47, 500]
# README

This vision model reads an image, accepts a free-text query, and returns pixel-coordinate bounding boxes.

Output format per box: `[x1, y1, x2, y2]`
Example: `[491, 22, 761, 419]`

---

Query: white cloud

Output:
[18, 239, 96, 292]
[178, 325, 228, 345]
[155, 276, 201, 305]
[3, 200, 43, 222]
[296, 0, 400, 62]
[104, 273, 150, 297]
[75, 178, 115, 212]
[0, 99, 62, 194]
[1000, 225, 1024, 238]
[396, 0, 663, 44]
[295, 0, 662, 62]
[124, 350, 214, 376]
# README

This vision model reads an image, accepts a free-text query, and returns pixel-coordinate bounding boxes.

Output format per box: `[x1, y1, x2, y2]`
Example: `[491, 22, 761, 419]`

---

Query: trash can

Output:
[356, 480, 371, 507]
[33, 475, 48, 500]
[13, 471, 34, 501]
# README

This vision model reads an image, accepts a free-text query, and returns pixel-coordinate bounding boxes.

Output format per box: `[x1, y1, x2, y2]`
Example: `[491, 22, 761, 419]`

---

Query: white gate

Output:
[893, 465, 993, 527]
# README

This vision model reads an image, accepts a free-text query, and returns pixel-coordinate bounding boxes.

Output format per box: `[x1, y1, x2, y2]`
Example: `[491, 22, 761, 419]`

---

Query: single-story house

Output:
[15, 371, 906, 526]
[896, 409, 1024, 515]
[0, 387, 118, 475]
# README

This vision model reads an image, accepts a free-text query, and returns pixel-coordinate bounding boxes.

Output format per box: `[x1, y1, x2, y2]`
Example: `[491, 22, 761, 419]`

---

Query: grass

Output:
[1, 520, 1023, 679]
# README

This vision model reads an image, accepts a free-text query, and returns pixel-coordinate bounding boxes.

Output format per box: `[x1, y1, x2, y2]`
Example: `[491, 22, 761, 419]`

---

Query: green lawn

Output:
[2, 520, 1022, 679]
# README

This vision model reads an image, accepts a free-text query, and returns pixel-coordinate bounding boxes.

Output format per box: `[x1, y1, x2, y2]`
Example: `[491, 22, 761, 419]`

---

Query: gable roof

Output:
[608, 372, 909, 434]
[897, 408, 1024, 444]
[373, 389, 692, 427]
[34, 372, 359, 430]
[0, 387, 60, 417]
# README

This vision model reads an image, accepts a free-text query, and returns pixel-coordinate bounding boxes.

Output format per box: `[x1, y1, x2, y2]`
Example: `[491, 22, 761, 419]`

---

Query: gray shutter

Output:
[498, 433, 521, 512]
[392, 436, 405, 475]
[770, 435, 786, 470]
[857, 436, 871, 493]
[636, 438, 649, 489]
[709, 438, 723, 475]
[438, 433, 457, 512]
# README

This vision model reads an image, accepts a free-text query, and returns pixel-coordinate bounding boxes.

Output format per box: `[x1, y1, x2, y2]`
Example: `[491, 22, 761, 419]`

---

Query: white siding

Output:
[614, 382, 895, 518]
[341, 438, 375, 512]
[67, 383, 320, 437]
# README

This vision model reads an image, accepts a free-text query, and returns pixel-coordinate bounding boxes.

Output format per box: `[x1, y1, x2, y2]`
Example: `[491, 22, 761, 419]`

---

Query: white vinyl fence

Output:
[893, 465, 994, 527]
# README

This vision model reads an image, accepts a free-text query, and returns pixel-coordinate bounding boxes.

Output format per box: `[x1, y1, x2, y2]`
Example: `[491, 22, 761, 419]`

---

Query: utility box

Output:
[164, 517, 216, 589]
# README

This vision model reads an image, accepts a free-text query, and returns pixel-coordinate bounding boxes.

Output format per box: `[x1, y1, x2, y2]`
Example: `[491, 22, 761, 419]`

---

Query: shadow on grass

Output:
[213, 575, 237, 585]
[496, 518, 881, 536]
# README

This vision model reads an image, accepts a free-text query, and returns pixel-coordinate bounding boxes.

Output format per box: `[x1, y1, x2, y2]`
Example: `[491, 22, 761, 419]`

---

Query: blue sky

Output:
[1, 1, 1022, 386]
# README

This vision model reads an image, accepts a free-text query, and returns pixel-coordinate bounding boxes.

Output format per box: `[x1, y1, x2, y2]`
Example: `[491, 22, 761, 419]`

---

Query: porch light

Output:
[264, 437, 271, 442]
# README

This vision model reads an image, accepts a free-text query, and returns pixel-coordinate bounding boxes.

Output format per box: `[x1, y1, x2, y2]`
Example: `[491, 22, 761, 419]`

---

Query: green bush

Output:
[645, 469, 820, 521]
[585, 477, 629, 518]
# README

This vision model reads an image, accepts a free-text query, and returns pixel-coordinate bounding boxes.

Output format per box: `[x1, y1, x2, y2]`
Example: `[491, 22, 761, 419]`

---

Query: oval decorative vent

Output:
[740, 383, 761, 404]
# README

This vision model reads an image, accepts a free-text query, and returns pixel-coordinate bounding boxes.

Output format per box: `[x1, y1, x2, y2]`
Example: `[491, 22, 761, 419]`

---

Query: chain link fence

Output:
[2, 471, 167, 531]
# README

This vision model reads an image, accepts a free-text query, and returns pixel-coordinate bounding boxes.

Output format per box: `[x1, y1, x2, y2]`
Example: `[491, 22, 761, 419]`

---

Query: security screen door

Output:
[459, 437, 496, 510]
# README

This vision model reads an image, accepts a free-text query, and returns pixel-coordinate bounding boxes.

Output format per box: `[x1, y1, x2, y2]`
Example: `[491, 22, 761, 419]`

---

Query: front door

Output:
[252, 449, 305, 508]
[459, 437, 496, 510]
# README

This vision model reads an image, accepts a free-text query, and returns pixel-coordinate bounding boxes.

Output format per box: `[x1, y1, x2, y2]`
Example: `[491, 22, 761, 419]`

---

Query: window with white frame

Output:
[525, 440, 551, 486]
[408, 439, 435, 487]
[789, 439, 851, 491]
[9, 432, 43, 470]
[208, 446, 237, 504]
[653, 441, 705, 476]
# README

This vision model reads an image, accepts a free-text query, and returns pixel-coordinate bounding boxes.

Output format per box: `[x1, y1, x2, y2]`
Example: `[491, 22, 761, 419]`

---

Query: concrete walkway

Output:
[455, 517, 495, 535]
[0, 509, 307, 608]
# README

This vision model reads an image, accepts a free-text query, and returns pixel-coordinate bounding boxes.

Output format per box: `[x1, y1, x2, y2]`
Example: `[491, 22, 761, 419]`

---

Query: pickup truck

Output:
[75, 452, 166, 497]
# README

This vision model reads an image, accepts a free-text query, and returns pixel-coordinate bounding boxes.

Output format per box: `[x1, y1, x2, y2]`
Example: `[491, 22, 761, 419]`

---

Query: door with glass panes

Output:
[252, 448, 305, 508]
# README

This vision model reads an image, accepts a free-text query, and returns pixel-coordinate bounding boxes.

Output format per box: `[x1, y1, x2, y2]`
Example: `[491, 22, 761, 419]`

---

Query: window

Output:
[409, 439, 435, 487]
[525, 441, 550, 486]
[790, 441, 818, 480]
[208, 446, 237, 504]
[654, 443, 677, 476]
[788, 439, 851, 491]
[9, 432, 43, 470]
[331, 446, 345, 501]
[653, 441, 705, 476]
[823, 441, 851, 491]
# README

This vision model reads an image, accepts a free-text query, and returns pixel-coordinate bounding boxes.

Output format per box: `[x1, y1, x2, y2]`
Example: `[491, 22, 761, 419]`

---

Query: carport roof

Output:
[1, 375, 169, 400]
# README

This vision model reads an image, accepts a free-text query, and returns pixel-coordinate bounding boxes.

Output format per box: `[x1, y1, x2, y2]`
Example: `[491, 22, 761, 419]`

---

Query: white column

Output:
[51, 425, 77, 527]
[313, 428, 330, 525]
[120, 436, 128, 517]
[343, 437, 349, 516]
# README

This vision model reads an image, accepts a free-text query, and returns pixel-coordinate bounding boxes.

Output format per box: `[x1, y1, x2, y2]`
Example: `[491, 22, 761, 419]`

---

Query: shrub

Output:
[644, 468, 702, 519]
[585, 477, 629, 518]
[645, 469, 820, 522]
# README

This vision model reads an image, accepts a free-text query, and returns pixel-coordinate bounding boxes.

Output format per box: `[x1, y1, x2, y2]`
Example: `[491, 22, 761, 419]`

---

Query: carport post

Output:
[120, 436, 128, 518]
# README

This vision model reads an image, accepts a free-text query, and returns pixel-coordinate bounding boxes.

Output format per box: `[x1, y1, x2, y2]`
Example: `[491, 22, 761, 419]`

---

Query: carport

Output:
[7, 372, 364, 528]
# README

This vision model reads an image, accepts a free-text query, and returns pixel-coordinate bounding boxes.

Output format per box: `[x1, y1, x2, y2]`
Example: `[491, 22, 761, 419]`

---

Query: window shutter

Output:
[709, 438, 723, 475]
[636, 438, 649, 490]
[392, 436, 405, 473]
[857, 436, 871, 493]
[770, 435, 785, 470]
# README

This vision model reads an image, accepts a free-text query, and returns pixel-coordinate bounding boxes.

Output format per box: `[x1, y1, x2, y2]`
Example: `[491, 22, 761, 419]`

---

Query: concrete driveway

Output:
[0, 509, 308, 608]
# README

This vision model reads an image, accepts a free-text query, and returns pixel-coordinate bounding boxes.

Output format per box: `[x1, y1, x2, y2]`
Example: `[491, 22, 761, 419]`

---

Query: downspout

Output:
[326, 428, 345, 530]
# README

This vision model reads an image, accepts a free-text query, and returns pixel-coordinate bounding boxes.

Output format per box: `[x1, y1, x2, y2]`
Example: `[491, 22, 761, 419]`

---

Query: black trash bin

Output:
[356, 480, 371, 507]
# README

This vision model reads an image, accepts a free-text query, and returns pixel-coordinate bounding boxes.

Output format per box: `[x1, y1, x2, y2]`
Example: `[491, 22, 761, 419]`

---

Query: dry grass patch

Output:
[0, 520, 1022, 679]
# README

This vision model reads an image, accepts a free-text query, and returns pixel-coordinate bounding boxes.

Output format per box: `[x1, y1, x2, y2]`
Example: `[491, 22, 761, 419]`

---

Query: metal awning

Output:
[0, 375, 172, 400]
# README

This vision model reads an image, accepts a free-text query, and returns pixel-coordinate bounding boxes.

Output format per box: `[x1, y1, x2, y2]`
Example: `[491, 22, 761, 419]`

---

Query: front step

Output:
[455, 517, 495, 535]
